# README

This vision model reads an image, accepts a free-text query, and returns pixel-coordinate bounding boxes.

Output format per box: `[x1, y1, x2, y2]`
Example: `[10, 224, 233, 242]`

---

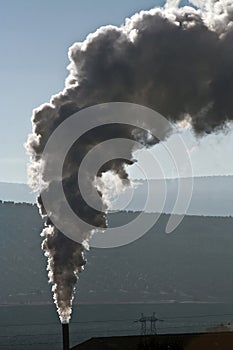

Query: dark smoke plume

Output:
[26, 0, 233, 323]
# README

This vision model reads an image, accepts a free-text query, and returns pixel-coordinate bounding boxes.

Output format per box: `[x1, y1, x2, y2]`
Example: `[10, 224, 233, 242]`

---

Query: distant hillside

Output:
[1, 176, 233, 216]
[0, 182, 36, 203]
[111, 176, 233, 216]
[0, 201, 232, 305]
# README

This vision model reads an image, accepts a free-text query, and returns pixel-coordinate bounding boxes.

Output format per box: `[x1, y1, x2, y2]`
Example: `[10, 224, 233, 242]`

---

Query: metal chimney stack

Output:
[62, 323, 70, 350]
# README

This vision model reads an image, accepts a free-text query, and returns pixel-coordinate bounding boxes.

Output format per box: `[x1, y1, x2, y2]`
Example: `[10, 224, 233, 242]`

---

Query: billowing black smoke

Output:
[26, 0, 233, 323]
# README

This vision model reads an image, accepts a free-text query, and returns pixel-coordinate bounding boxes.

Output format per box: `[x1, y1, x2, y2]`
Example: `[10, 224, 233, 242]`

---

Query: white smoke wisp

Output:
[188, 0, 233, 34]
[25, 0, 233, 323]
[94, 171, 138, 211]
[41, 226, 86, 324]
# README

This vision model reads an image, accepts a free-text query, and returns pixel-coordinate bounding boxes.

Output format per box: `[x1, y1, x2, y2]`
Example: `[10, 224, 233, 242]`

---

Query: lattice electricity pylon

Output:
[150, 312, 164, 334]
[134, 312, 164, 335]
[134, 313, 147, 335]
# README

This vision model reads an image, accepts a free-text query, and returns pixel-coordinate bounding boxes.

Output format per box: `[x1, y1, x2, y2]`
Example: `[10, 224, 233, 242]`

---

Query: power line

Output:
[0, 341, 61, 347]
[163, 313, 233, 320]
[0, 323, 232, 348]
[0, 321, 230, 338]
[0, 312, 232, 328]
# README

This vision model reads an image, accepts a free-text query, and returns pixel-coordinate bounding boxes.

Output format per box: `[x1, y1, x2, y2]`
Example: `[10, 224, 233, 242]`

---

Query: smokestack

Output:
[62, 323, 70, 350]
[25, 0, 233, 323]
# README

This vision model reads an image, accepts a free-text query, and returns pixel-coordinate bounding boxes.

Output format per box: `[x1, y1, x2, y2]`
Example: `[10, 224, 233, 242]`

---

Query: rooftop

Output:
[71, 331, 233, 350]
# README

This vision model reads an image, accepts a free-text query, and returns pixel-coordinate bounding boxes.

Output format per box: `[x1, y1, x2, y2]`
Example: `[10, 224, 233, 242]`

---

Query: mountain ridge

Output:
[1, 175, 233, 216]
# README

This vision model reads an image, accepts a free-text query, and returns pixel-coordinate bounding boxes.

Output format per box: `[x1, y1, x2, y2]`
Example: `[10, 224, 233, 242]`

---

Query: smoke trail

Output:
[26, 0, 233, 323]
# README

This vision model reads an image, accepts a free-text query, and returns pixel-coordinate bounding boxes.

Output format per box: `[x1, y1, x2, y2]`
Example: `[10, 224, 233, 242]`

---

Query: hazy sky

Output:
[1, 0, 233, 183]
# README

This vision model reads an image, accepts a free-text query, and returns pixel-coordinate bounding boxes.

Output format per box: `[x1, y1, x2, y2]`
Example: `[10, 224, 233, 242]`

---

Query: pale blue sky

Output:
[1, 0, 233, 183]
